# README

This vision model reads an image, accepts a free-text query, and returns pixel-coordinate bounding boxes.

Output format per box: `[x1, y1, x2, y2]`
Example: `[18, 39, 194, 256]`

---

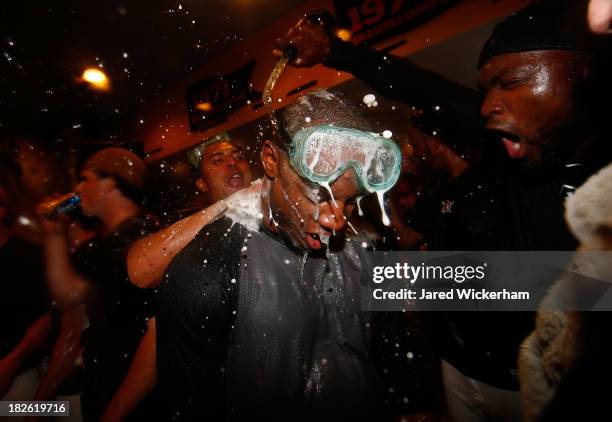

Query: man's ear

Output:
[260, 140, 282, 179]
[195, 177, 208, 193]
[100, 176, 117, 195]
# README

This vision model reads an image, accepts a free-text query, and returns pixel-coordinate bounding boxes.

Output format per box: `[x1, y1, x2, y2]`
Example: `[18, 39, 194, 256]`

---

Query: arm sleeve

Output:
[324, 39, 485, 151]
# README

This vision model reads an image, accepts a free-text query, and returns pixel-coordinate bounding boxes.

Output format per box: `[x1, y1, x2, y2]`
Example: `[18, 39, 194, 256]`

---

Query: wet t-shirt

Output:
[156, 217, 244, 420]
[72, 215, 156, 421]
[228, 225, 386, 421]
[157, 217, 389, 421]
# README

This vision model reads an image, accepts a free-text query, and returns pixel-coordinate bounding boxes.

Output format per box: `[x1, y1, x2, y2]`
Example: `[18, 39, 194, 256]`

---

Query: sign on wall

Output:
[186, 60, 260, 132]
[333, 0, 461, 45]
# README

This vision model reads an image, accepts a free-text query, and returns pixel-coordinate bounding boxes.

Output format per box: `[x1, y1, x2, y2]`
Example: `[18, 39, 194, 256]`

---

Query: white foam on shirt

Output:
[223, 178, 263, 232]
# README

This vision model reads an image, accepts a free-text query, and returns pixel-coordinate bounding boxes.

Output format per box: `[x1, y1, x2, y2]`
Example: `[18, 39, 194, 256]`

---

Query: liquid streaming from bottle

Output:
[262, 53, 290, 142]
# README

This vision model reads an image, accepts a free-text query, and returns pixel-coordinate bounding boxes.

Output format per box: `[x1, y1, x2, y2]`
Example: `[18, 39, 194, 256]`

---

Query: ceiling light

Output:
[195, 102, 212, 112]
[336, 28, 352, 42]
[82, 68, 110, 91]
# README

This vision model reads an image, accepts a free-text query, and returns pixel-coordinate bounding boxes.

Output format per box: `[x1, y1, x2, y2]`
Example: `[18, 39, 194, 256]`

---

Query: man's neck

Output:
[260, 179, 276, 234]
[99, 200, 141, 232]
[260, 195, 306, 254]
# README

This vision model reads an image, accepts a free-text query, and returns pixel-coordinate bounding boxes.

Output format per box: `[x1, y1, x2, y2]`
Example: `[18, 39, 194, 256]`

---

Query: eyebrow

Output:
[206, 146, 243, 159]
[480, 64, 535, 90]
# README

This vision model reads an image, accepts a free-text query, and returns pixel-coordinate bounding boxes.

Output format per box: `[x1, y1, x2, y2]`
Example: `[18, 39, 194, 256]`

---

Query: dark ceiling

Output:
[0, 0, 309, 142]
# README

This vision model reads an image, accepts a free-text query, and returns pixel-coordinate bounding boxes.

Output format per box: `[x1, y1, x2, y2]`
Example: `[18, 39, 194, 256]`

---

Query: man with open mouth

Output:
[126, 133, 254, 290]
[154, 89, 405, 420]
[102, 135, 255, 420]
[277, 0, 611, 421]
[191, 134, 253, 205]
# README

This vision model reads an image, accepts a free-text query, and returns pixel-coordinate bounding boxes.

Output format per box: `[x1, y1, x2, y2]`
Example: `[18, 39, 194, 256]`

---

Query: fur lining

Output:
[519, 163, 612, 421]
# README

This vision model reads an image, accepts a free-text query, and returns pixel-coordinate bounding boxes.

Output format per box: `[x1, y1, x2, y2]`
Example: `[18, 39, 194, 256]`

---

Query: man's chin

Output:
[226, 177, 247, 191]
[215, 186, 241, 201]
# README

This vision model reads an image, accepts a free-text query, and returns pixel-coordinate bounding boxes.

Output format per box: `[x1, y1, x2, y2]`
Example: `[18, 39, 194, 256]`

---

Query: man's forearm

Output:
[127, 199, 229, 288]
[33, 307, 86, 401]
[101, 318, 157, 422]
[0, 313, 54, 397]
[44, 234, 89, 308]
[4, 313, 53, 366]
[129, 179, 263, 288]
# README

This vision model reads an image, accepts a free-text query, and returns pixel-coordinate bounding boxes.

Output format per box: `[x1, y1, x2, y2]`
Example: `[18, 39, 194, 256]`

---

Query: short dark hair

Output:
[93, 169, 144, 205]
[276, 89, 371, 149]
[479, 0, 599, 68]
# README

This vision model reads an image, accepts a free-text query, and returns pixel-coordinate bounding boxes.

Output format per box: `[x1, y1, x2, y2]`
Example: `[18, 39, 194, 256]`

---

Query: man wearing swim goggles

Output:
[261, 89, 401, 250]
[155, 89, 406, 420]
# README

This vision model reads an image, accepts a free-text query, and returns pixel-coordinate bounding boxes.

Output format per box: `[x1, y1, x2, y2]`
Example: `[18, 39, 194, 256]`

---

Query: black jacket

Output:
[325, 39, 603, 389]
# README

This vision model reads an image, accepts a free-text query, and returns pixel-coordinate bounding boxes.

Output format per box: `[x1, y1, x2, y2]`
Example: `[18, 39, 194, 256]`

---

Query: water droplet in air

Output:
[363, 94, 376, 106]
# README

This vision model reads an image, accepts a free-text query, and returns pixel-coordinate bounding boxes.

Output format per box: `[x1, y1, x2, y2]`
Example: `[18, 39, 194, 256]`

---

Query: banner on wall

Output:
[186, 60, 260, 132]
[333, 0, 462, 45]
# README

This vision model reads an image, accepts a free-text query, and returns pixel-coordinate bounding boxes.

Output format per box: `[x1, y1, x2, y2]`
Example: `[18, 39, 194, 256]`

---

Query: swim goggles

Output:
[289, 125, 402, 193]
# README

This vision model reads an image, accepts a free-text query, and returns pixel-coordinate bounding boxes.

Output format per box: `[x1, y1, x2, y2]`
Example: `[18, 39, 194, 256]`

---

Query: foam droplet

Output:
[347, 221, 359, 235]
[363, 93, 376, 106]
[319, 181, 338, 208]
[376, 190, 391, 226]
[356, 196, 364, 217]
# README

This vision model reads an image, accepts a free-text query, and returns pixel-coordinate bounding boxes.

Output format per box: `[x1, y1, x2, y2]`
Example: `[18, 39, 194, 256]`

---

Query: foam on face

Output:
[278, 180, 304, 225]
[347, 221, 359, 235]
[299, 127, 397, 226]
[302, 128, 396, 188]
[319, 181, 338, 209]
[356, 196, 364, 217]
[376, 189, 391, 226]
[313, 203, 320, 222]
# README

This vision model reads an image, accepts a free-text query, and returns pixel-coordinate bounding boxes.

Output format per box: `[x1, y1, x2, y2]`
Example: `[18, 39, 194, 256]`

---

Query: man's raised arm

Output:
[275, 14, 484, 148]
[127, 200, 228, 289]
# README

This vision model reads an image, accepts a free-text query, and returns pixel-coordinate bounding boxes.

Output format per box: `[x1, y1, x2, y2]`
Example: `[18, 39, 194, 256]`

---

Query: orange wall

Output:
[137, 0, 527, 162]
